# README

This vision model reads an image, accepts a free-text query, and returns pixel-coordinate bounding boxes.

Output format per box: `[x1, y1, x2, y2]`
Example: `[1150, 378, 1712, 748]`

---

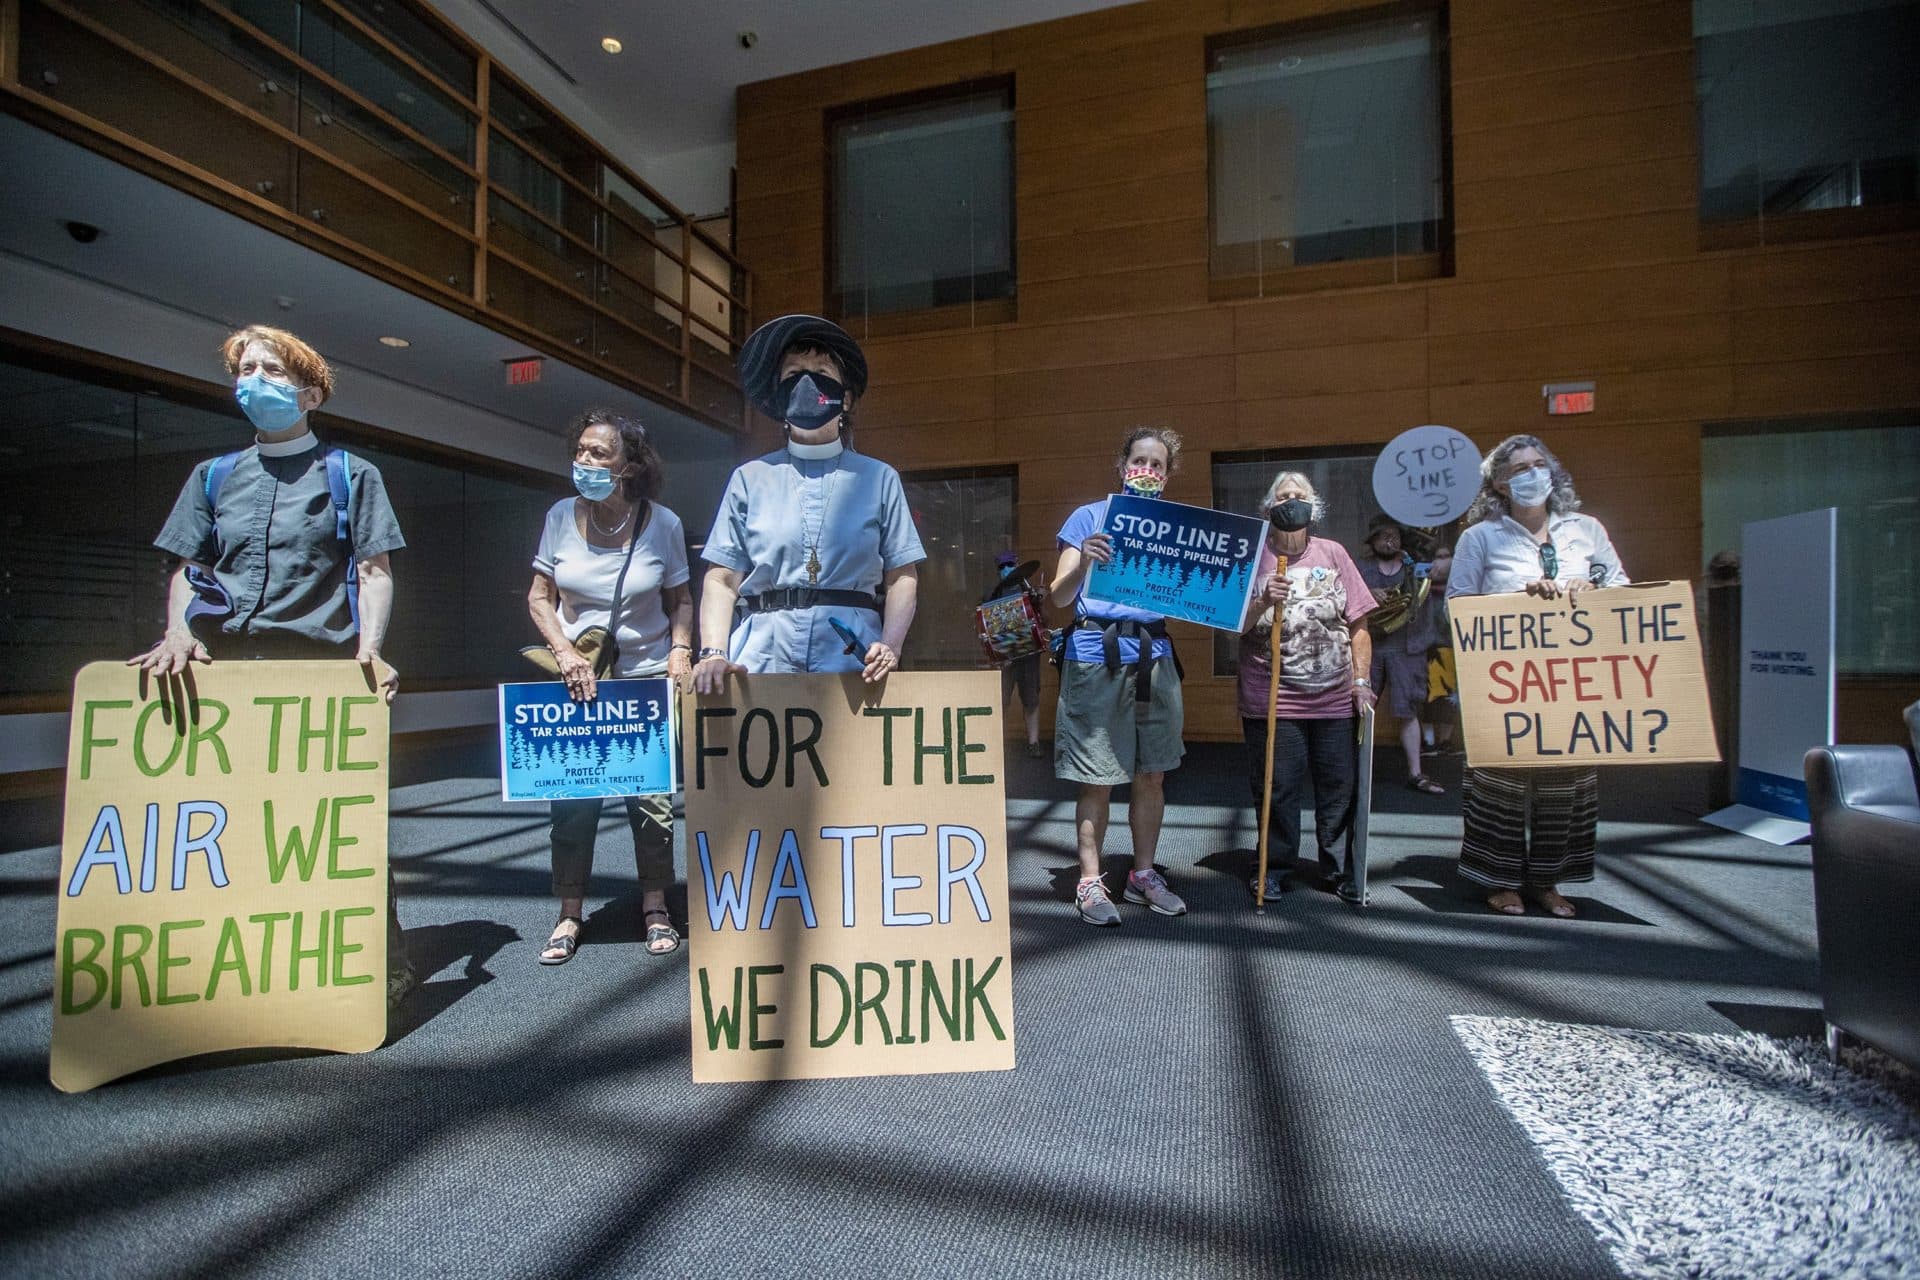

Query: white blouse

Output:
[1447, 512, 1627, 598]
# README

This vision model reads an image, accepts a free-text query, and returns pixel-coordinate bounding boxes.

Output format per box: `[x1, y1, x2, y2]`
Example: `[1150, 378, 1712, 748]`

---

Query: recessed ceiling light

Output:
[601, 36, 622, 54]
[377, 335, 411, 348]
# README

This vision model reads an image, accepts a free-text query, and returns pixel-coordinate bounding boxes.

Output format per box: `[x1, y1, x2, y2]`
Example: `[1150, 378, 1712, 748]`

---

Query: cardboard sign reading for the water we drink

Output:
[51, 662, 390, 1093]
[683, 672, 1015, 1083]
[1450, 582, 1719, 767]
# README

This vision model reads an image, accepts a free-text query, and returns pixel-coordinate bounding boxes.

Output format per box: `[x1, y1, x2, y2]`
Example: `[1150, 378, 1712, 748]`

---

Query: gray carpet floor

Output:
[0, 743, 1825, 1279]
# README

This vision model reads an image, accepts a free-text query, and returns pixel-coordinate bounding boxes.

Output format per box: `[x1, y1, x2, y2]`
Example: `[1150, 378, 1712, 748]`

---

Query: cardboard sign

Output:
[1083, 494, 1264, 630]
[51, 662, 389, 1093]
[1450, 582, 1719, 767]
[1372, 425, 1481, 527]
[498, 679, 676, 801]
[683, 672, 1015, 1083]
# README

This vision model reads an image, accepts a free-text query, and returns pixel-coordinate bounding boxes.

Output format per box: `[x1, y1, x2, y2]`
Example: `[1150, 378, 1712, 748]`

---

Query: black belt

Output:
[743, 588, 882, 614]
[1067, 616, 1183, 703]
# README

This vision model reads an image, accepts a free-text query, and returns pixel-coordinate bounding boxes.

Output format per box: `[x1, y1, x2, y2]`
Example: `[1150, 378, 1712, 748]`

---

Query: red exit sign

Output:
[1543, 381, 1595, 416]
[505, 357, 543, 386]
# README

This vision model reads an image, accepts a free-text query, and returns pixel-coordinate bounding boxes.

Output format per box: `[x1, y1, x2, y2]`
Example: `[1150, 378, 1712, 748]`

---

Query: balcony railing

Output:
[2, 0, 750, 431]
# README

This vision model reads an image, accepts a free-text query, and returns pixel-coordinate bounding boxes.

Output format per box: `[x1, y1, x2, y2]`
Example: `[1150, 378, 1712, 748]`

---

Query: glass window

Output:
[831, 82, 1015, 319]
[1695, 0, 1920, 224]
[1701, 420, 1919, 675]
[898, 469, 1017, 670]
[1207, 7, 1447, 282]
[1210, 448, 1379, 676]
[0, 349, 566, 699]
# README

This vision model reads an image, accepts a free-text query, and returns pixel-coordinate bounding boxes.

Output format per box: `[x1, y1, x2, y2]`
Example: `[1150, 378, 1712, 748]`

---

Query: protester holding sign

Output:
[1359, 515, 1445, 795]
[1448, 435, 1626, 917]
[694, 315, 924, 693]
[526, 410, 692, 963]
[129, 324, 414, 1005]
[1238, 472, 1377, 903]
[1049, 428, 1189, 925]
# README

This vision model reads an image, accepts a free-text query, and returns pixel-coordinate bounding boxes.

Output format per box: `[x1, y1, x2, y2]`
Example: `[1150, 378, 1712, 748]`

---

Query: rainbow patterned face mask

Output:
[1122, 466, 1165, 498]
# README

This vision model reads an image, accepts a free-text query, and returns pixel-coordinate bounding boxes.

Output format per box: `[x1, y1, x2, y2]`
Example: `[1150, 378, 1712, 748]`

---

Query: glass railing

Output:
[5, 0, 750, 431]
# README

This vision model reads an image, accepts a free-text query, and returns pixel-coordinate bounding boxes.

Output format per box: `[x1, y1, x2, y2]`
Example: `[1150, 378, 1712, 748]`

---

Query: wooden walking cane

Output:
[1254, 554, 1287, 913]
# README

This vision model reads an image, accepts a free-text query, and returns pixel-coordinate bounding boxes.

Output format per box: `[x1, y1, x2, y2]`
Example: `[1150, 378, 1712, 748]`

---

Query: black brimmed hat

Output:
[736, 314, 869, 421]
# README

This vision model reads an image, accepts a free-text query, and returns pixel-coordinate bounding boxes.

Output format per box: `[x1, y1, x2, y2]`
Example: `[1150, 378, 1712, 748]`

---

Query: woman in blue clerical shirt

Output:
[692, 315, 925, 691]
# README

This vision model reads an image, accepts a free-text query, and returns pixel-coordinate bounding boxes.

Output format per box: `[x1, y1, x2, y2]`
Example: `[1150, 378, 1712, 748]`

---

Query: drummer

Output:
[1359, 514, 1445, 795]
[693, 315, 925, 691]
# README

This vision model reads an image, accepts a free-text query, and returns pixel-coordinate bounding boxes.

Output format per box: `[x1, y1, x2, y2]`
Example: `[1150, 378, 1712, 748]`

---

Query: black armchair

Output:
[1804, 704, 1920, 1071]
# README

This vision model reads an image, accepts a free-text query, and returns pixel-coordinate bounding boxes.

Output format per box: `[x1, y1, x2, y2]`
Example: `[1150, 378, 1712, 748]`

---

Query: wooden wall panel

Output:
[1454, 156, 1696, 232]
[1429, 260, 1730, 334]
[1018, 126, 1207, 197]
[731, 0, 1920, 739]
[1233, 388, 1432, 447]
[995, 308, 1234, 372]
[1234, 288, 1427, 351]
[1019, 218, 1209, 285]
[1236, 338, 1428, 399]
[1019, 264, 1211, 322]
[1452, 49, 1694, 134]
[1450, 1, 1688, 82]
[1452, 104, 1696, 183]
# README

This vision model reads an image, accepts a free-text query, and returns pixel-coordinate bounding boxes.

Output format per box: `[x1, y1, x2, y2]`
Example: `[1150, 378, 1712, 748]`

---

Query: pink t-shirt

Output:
[1237, 536, 1376, 720]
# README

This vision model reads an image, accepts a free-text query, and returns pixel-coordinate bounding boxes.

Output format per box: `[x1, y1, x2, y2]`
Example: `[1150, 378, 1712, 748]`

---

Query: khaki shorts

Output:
[1054, 658, 1185, 786]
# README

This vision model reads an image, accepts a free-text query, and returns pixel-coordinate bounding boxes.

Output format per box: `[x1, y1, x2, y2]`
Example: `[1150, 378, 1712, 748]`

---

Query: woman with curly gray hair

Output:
[1447, 435, 1626, 917]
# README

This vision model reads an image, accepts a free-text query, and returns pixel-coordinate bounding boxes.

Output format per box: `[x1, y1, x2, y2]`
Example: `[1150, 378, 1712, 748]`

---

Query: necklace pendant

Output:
[806, 549, 821, 585]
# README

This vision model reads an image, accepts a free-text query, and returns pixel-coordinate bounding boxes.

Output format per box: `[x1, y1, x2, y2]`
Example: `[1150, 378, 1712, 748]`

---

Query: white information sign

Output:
[1703, 508, 1836, 844]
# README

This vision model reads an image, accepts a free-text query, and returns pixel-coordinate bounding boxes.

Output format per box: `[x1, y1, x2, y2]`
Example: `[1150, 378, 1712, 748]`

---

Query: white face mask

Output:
[1506, 464, 1553, 508]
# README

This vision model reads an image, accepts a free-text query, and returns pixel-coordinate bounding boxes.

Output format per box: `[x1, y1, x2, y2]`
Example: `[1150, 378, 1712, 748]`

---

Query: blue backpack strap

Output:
[203, 450, 244, 521]
[324, 448, 359, 629]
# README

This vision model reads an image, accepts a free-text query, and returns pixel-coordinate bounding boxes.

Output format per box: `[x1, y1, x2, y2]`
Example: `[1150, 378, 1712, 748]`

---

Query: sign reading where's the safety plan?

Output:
[1450, 582, 1718, 767]
[51, 662, 390, 1093]
[683, 672, 1015, 1083]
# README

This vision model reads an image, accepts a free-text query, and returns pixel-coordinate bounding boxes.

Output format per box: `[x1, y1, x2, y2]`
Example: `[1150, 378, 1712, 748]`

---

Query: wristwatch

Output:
[1353, 677, 1372, 687]
[696, 646, 727, 660]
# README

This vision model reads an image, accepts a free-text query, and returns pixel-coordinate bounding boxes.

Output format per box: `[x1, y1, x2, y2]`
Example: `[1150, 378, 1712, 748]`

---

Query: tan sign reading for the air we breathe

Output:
[51, 662, 390, 1093]
[683, 671, 1015, 1083]
[1450, 582, 1720, 768]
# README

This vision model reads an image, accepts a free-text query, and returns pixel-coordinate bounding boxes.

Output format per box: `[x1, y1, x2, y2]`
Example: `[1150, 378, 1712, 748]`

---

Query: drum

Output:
[976, 590, 1051, 667]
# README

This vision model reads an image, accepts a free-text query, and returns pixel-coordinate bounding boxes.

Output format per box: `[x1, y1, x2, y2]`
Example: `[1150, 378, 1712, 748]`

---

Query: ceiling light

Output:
[377, 335, 411, 348]
[601, 36, 622, 54]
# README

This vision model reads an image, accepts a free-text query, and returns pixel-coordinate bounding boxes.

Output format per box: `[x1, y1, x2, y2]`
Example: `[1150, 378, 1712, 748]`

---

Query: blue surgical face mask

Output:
[572, 462, 617, 501]
[1506, 464, 1554, 509]
[234, 372, 307, 434]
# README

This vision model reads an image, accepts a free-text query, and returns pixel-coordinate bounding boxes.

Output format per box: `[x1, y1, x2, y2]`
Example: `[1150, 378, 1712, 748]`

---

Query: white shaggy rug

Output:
[1450, 1017, 1920, 1280]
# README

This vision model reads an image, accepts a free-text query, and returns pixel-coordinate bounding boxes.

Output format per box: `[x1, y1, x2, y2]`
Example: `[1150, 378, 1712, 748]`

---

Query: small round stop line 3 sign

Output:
[1372, 425, 1482, 527]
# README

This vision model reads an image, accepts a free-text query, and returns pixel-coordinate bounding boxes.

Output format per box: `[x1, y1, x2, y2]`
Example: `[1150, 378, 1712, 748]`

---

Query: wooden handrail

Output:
[200, 0, 480, 180]
[487, 241, 689, 363]
[5, 0, 749, 430]
[37, 0, 480, 243]
[308, 0, 479, 111]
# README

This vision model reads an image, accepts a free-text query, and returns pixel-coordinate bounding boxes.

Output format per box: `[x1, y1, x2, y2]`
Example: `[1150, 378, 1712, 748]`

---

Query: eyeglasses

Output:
[1537, 542, 1559, 579]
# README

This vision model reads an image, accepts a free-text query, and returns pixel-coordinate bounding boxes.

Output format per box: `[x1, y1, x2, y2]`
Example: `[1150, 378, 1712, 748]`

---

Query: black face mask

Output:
[778, 371, 845, 432]
[1269, 499, 1313, 533]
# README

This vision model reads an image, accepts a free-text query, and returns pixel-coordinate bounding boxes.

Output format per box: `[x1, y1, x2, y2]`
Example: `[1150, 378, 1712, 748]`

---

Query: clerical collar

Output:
[256, 430, 319, 457]
[787, 436, 845, 461]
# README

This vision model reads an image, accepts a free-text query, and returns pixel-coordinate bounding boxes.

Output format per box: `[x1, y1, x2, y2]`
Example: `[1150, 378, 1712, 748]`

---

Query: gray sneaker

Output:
[1124, 867, 1187, 916]
[1075, 876, 1121, 926]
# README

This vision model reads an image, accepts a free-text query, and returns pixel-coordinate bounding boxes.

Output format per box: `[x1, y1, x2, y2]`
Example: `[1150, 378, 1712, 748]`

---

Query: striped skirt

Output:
[1458, 765, 1599, 890]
